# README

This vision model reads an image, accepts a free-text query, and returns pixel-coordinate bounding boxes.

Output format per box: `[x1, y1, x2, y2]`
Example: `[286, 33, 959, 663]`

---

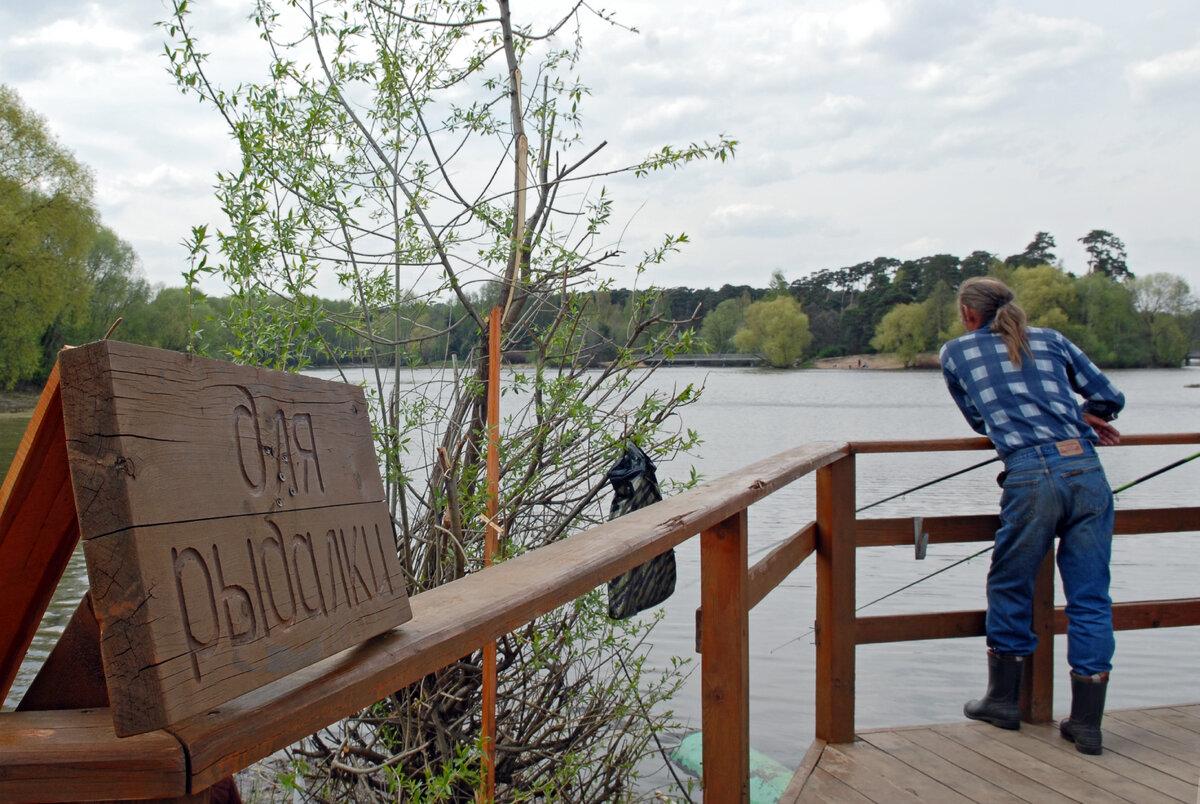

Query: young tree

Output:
[163, 2, 733, 798]
[733, 295, 811, 367]
[0, 85, 98, 387]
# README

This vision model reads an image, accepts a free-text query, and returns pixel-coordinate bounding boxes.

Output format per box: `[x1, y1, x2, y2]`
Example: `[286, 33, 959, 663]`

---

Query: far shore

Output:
[812, 352, 939, 370]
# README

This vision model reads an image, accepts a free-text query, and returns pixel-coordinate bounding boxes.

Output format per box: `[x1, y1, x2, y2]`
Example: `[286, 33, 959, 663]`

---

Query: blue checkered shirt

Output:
[939, 325, 1125, 458]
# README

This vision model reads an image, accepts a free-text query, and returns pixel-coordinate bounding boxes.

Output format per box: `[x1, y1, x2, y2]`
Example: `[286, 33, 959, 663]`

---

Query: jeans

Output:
[986, 440, 1115, 676]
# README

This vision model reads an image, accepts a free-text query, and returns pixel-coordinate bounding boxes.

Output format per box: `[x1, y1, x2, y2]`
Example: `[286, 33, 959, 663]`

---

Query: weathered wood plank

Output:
[987, 721, 1182, 804]
[857, 609, 986, 644]
[856, 507, 1200, 548]
[859, 729, 1025, 803]
[899, 725, 1077, 804]
[815, 455, 855, 744]
[1100, 728, 1200, 785]
[858, 598, 1200, 645]
[84, 504, 407, 734]
[60, 341, 387, 532]
[932, 721, 1134, 803]
[856, 514, 998, 547]
[780, 738, 825, 804]
[700, 511, 750, 803]
[1018, 717, 1197, 802]
[747, 521, 815, 611]
[818, 741, 972, 802]
[58, 341, 413, 736]
[1106, 709, 1200, 769]
[1152, 705, 1200, 737]
[795, 768, 873, 803]
[0, 365, 80, 704]
[0, 708, 186, 802]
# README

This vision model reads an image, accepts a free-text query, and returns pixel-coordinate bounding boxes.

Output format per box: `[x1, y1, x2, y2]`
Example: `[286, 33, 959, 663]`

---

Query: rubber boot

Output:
[963, 651, 1025, 730]
[1060, 672, 1108, 755]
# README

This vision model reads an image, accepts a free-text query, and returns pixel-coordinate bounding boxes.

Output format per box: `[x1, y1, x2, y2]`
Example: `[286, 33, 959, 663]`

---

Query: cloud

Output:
[707, 203, 826, 238]
[1126, 43, 1200, 100]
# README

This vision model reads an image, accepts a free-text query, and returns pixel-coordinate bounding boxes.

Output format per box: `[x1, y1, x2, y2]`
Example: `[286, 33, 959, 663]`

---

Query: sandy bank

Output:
[812, 353, 939, 370]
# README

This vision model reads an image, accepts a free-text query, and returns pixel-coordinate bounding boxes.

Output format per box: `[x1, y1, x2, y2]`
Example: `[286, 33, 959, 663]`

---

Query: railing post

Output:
[1023, 549, 1055, 722]
[700, 509, 749, 803]
[816, 453, 856, 744]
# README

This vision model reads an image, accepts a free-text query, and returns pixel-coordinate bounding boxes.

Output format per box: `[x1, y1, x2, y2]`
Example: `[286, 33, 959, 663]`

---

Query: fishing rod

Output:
[856, 455, 1000, 513]
[772, 447, 1200, 654]
[1111, 450, 1200, 494]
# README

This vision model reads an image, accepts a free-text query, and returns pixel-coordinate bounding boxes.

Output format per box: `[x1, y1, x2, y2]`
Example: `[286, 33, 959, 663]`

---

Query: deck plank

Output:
[1105, 711, 1200, 771]
[934, 721, 1136, 803]
[985, 721, 1183, 804]
[1152, 706, 1200, 737]
[900, 725, 1077, 803]
[1016, 718, 1197, 802]
[792, 705, 1200, 804]
[818, 740, 974, 802]
[859, 729, 1026, 803]
[800, 769, 874, 803]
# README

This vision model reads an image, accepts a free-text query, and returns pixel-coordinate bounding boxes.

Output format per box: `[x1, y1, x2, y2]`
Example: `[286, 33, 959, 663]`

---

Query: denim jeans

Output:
[987, 440, 1115, 676]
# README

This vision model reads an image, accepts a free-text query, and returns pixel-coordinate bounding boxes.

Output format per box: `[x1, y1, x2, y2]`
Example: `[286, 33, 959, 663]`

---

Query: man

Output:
[940, 277, 1124, 755]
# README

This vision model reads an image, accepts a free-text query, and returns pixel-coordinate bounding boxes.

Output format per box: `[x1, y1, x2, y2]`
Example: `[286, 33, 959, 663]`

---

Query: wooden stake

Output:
[481, 306, 502, 802]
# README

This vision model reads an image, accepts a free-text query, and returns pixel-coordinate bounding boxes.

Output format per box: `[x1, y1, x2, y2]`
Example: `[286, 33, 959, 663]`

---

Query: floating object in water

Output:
[668, 731, 792, 803]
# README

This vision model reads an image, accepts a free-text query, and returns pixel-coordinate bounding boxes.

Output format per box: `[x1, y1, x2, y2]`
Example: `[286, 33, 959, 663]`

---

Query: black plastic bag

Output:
[606, 443, 676, 620]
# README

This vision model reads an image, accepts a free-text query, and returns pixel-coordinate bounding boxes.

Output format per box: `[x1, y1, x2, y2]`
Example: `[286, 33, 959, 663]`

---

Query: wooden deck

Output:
[784, 703, 1200, 803]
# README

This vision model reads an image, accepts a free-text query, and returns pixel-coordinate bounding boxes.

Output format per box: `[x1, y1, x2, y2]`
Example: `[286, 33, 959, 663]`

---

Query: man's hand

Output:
[1083, 412, 1121, 446]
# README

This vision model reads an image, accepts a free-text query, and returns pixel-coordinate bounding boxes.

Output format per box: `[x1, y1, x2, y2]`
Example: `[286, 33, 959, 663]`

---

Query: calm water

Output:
[5, 366, 1199, 790]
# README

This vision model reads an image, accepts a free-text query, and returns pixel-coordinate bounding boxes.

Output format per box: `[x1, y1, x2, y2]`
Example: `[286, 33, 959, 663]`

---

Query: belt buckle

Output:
[1056, 439, 1083, 457]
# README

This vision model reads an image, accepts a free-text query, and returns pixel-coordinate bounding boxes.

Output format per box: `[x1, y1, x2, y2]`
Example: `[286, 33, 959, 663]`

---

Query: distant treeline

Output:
[11, 231, 1199, 388]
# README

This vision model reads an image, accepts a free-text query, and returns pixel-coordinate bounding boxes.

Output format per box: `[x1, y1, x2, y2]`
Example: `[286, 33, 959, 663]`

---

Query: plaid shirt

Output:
[939, 325, 1125, 458]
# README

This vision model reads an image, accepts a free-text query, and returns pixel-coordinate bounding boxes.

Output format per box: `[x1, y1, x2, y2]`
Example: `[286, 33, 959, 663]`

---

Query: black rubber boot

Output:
[964, 651, 1025, 730]
[1060, 672, 1108, 755]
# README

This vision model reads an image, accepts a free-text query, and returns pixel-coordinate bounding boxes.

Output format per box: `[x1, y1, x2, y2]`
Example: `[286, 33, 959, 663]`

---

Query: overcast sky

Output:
[3, 0, 1199, 298]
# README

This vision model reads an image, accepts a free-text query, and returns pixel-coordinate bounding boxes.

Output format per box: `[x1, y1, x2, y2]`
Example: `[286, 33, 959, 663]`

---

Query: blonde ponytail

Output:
[958, 277, 1031, 366]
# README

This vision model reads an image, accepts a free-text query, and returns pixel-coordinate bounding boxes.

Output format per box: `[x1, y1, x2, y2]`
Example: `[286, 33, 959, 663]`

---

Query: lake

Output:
[4, 364, 1199, 791]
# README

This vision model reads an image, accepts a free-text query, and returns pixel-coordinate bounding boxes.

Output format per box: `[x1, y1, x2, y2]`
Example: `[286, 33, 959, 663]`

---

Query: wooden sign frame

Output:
[0, 342, 412, 739]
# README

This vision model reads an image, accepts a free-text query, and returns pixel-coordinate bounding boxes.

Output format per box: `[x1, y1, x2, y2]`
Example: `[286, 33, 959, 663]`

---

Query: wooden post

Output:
[481, 306, 502, 802]
[815, 454, 856, 744]
[1023, 548, 1055, 722]
[700, 510, 749, 803]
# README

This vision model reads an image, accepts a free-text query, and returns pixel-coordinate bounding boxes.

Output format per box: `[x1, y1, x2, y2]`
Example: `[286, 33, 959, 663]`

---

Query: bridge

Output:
[652, 352, 763, 367]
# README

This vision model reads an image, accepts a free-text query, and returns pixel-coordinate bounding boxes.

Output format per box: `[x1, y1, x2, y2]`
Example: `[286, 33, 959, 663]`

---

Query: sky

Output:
[3, 0, 1199, 299]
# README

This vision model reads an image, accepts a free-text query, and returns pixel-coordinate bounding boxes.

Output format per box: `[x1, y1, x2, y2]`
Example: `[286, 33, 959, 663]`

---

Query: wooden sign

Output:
[58, 341, 412, 737]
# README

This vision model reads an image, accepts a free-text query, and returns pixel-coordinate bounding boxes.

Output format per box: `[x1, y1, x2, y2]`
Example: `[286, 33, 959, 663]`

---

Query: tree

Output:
[163, 2, 734, 798]
[871, 301, 928, 367]
[44, 226, 152, 361]
[733, 295, 811, 367]
[1005, 231, 1057, 268]
[0, 85, 97, 387]
[1079, 229, 1132, 280]
[1128, 273, 1196, 366]
[700, 294, 750, 353]
[962, 250, 998, 280]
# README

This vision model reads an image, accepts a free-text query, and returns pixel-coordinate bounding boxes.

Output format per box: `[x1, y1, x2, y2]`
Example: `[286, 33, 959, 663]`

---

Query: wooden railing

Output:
[2, 435, 1198, 802]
